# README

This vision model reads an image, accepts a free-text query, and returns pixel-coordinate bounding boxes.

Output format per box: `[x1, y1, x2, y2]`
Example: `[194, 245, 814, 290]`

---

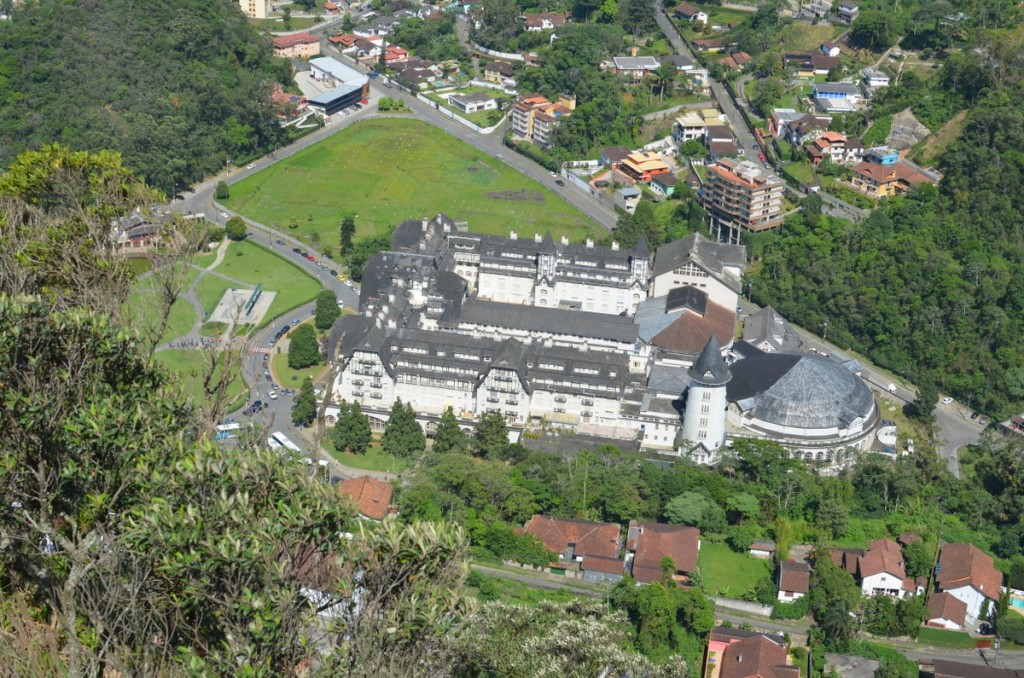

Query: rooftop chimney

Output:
[586, 238, 594, 248]
[510, 230, 518, 240]
[561, 235, 569, 246]
[421, 218, 428, 232]
[534, 232, 542, 243]
[612, 241, 619, 250]
[631, 46, 638, 57]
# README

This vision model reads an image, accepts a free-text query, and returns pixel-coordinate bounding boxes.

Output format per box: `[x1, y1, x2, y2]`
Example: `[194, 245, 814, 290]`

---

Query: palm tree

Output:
[654, 62, 677, 104]
[818, 601, 854, 650]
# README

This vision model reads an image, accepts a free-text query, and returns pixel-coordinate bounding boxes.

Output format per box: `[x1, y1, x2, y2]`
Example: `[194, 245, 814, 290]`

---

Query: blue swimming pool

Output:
[1011, 597, 1024, 611]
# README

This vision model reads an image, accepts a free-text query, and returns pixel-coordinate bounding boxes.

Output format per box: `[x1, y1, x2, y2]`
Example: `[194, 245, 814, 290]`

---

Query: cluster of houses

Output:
[603, 48, 710, 94]
[773, 535, 1004, 631]
[518, 514, 701, 585]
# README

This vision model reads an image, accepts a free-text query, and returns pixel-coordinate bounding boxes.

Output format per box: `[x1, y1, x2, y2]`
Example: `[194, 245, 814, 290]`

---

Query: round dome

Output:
[728, 353, 875, 430]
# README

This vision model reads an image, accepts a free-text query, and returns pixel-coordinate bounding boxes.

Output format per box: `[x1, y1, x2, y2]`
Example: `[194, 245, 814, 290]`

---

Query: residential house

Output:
[783, 113, 832, 146]
[273, 32, 322, 59]
[705, 124, 740, 161]
[720, 52, 752, 71]
[812, 82, 861, 113]
[521, 515, 622, 581]
[625, 520, 700, 584]
[384, 45, 409, 66]
[838, 0, 859, 22]
[851, 148, 941, 197]
[620, 151, 671, 184]
[693, 37, 727, 53]
[930, 659, 1024, 678]
[821, 41, 841, 57]
[856, 538, 914, 599]
[611, 55, 662, 83]
[270, 83, 309, 122]
[662, 53, 695, 72]
[238, 0, 272, 19]
[807, 131, 864, 165]
[749, 539, 776, 559]
[483, 60, 515, 83]
[650, 173, 679, 198]
[777, 560, 811, 601]
[523, 11, 568, 31]
[926, 592, 969, 631]
[935, 542, 1003, 622]
[784, 52, 840, 76]
[706, 627, 799, 678]
[324, 1, 340, 13]
[329, 33, 359, 51]
[447, 91, 497, 114]
[674, 110, 707, 143]
[615, 187, 642, 214]
[768, 109, 805, 138]
[372, 15, 402, 35]
[998, 414, 1024, 437]
[674, 2, 708, 24]
[804, 0, 832, 18]
[862, 67, 891, 89]
[353, 36, 383, 59]
[600, 146, 633, 168]
[399, 66, 438, 89]
[337, 475, 394, 520]
[511, 93, 575, 149]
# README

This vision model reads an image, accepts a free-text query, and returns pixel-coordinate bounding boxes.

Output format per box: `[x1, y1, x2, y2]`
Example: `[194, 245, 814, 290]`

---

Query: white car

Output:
[220, 211, 229, 218]
[247, 163, 255, 169]
[269, 391, 278, 400]
[941, 396, 954, 404]
[549, 171, 556, 177]
[345, 280, 353, 287]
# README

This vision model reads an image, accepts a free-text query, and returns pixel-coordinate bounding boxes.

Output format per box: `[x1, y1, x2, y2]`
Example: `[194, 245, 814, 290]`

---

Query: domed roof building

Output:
[722, 343, 878, 465]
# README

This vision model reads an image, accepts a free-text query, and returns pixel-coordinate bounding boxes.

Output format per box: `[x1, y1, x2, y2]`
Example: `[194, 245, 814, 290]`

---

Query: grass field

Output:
[154, 349, 248, 412]
[126, 294, 197, 344]
[780, 23, 841, 53]
[223, 118, 599, 246]
[211, 240, 321, 321]
[917, 626, 978, 649]
[272, 351, 328, 387]
[326, 440, 411, 473]
[697, 542, 771, 597]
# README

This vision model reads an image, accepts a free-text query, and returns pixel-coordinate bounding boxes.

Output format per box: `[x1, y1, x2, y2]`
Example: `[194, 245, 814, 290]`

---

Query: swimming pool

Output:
[1011, 597, 1024, 611]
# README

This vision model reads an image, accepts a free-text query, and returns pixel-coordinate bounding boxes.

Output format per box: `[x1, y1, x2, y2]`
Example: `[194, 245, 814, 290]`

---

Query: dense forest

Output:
[0, 0, 290, 194]
[748, 84, 1024, 417]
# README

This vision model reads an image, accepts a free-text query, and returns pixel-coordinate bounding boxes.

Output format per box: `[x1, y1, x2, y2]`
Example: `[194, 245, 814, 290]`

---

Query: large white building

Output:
[328, 214, 882, 469]
[239, 0, 272, 19]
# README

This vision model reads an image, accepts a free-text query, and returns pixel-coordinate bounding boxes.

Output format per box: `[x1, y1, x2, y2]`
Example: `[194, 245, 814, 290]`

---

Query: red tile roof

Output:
[927, 592, 968, 627]
[522, 515, 620, 560]
[338, 475, 394, 520]
[937, 543, 1003, 601]
[582, 554, 625, 575]
[627, 520, 700, 583]
[778, 560, 811, 594]
[719, 634, 799, 678]
[273, 32, 319, 48]
[650, 297, 736, 355]
[857, 538, 907, 579]
[674, 3, 700, 16]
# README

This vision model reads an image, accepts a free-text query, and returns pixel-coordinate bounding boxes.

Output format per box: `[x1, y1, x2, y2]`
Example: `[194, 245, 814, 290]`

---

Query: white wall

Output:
[946, 585, 989, 621]
[860, 572, 907, 599]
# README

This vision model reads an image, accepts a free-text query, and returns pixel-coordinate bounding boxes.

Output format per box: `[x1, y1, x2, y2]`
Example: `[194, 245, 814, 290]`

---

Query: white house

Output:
[936, 543, 1003, 622]
[615, 187, 641, 214]
[862, 68, 891, 89]
[650, 233, 746, 311]
[447, 91, 498, 114]
[821, 42, 841, 57]
[777, 561, 810, 602]
[749, 539, 776, 560]
[926, 592, 968, 631]
[856, 538, 914, 599]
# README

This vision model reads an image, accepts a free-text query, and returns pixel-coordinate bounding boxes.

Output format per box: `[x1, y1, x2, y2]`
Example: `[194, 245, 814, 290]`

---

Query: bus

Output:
[267, 431, 302, 455]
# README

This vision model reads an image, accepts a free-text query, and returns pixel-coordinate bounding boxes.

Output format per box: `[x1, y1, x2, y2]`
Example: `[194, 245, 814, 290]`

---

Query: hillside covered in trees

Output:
[0, 0, 289, 194]
[749, 81, 1024, 418]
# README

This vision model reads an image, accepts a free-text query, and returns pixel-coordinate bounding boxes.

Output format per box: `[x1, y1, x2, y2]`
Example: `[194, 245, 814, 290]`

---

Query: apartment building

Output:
[239, 0, 272, 19]
[272, 33, 321, 59]
[699, 158, 785, 243]
[511, 93, 575, 149]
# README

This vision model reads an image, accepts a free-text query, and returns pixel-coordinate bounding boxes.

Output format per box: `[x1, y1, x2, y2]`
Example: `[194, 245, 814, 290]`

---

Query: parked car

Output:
[330, 269, 338, 277]
[555, 179, 565, 186]
[247, 163, 255, 170]
[276, 239, 285, 245]
[265, 374, 272, 382]
[307, 255, 316, 262]
[269, 391, 277, 400]
[971, 412, 980, 420]
[980, 416, 989, 425]
[942, 396, 954, 404]
[758, 152, 767, 163]
[292, 247, 302, 254]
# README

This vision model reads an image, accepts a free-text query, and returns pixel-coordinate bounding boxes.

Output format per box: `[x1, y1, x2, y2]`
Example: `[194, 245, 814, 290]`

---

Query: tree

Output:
[749, 77, 785, 117]
[215, 180, 229, 199]
[433, 405, 468, 455]
[315, 289, 341, 330]
[903, 540, 933, 579]
[332, 400, 372, 454]
[473, 411, 509, 457]
[292, 377, 317, 427]
[224, 215, 247, 240]
[287, 323, 321, 369]
[851, 10, 897, 51]
[339, 216, 356, 254]
[615, 200, 663, 249]
[382, 398, 426, 458]
[664, 491, 726, 531]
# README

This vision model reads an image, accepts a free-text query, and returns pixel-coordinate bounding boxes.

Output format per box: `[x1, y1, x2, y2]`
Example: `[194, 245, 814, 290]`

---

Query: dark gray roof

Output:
[647, 363, 690, 395]
[652, 232, 746, 282]
[689, 334, 731, 385]
[454, 299, 639, 343]
[742, 305, 800, 352]
[728, 350, 876, 429]
[666, 285, 707, 315]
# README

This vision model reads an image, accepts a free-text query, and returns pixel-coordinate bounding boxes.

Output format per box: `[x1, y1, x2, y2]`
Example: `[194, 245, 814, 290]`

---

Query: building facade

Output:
[699, 158, 785, 243]
[239, 0, 272, 19]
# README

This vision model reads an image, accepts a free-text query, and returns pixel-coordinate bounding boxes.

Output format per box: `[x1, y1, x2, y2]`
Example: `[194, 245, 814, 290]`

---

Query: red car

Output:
[758, 152, 767, 163]
[306, 255, 316, 262]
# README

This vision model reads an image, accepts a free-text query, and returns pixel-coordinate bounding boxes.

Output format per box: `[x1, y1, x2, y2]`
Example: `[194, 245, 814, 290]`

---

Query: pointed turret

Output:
[688, 334, 731, 386]
[540, 230, 557, 254]
[634, 234, 651, 258]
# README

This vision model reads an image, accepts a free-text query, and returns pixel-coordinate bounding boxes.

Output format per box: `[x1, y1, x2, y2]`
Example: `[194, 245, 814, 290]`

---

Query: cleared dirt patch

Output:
[911, 109, 968, 166]
[486, 189, 545, 202]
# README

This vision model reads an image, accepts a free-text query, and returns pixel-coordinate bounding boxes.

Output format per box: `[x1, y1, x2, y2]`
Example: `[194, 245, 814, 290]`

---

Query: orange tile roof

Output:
[937, 543, 1003, 601]
[582, 554, 625, 574]
[858, 538, 907, 579]
[720, 635, 798, 678]
[522, 515, 620, 560]
[778, 560, 811, 594]
[338, 475, 394, 520]
[273, 32, 319, 48]
[650, 297, 736, 354]
[627, 520, 700, 583]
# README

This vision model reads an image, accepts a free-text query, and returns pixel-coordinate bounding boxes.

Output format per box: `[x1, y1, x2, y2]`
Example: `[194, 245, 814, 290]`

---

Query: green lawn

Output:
[223, 118, 599, 246]
[272, 351, 328, 387]
[917, 626, 979, 649]
[696, 542, 771, 598]
[127, 257, 152, 275]
[326, 440, 411, 473]
[194, 248, 220, 268]
[195, 274, 233, 316]
[209, 240, 321, 321]
[126, 293, 197, 344]
[154, 349, 248, 412]
[426, 86, 510, 127]
[783, 161, 816, 184]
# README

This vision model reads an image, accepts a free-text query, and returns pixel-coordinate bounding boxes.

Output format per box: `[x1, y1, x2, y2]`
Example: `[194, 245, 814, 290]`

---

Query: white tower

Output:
[681, 334, 731, 452]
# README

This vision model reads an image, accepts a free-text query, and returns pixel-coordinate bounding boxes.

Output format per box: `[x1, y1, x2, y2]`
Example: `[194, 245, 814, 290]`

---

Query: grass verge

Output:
[271, 352, 328, 387]
[696, 542, 771, 598]
[916, 626, 979, 649]
[326, 440, 411, 473]
[154, 349, 248, 412]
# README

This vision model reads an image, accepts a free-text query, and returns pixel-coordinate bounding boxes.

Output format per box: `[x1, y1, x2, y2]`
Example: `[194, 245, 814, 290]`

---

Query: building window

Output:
[701, 405, 710, 414]
[702, 391, 711, 402]
[699, 418, 708, 427]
